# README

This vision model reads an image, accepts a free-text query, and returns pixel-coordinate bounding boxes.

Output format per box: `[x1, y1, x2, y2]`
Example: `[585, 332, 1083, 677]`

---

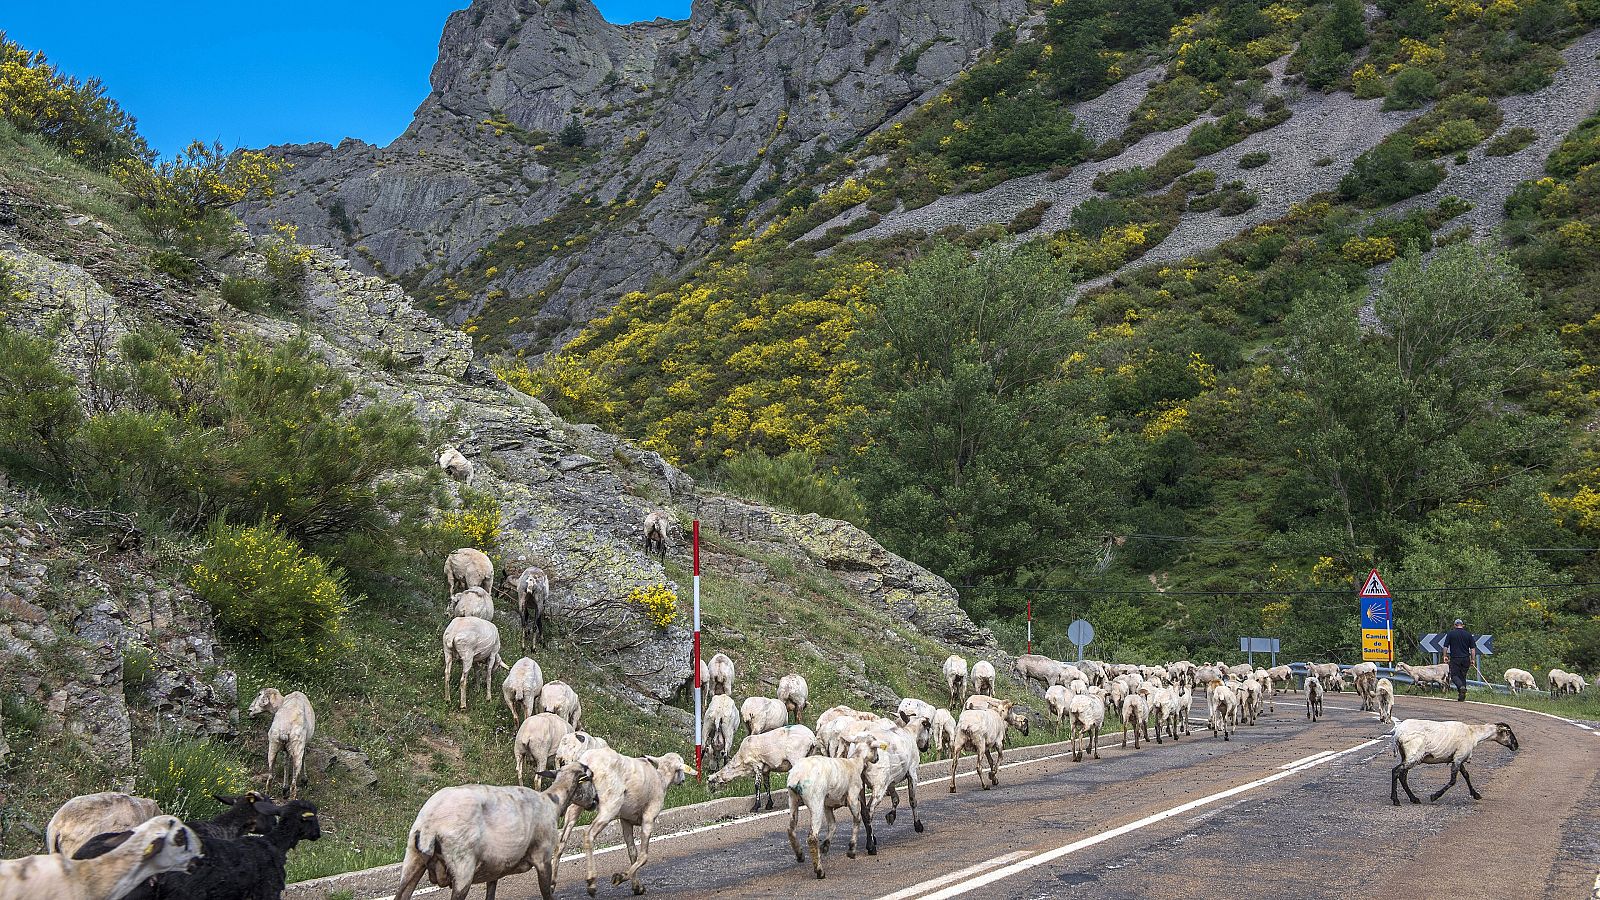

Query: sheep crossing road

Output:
[302, 697, 1599, 900]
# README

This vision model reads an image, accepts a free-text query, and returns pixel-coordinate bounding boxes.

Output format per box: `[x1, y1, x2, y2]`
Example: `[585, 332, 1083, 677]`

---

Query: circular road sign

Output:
[1068, 619, 1094, 646]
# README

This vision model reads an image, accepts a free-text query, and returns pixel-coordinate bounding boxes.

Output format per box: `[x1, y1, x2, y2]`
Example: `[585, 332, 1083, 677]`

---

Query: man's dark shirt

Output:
[1442, 627, 1475, 660]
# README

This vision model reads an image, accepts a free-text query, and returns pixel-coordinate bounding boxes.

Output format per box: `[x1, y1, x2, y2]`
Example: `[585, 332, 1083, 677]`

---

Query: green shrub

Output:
[1485, 127, 1538, 156]
[558, 120, 586, 147]
[1340, 138, 1446, 205]
[944, 94, 1091, 170]
[1071, 197, 1131, 236]
[1545, 113, 1600, 178]
[0, 326, 83, 475]
[219, 276, 278, 312]
[1217, 188, 1258, 215]
[1180, 170, 1217, 194]
[1415, 119, 1485, 155]
[190, 520, 350, 672]
[1384, 67, 1438, 110]
[134, 736, 252, 822]
[1008, 201, 1051, 234]
[1238, 151, 1271, 169]
[123, 642, 156, 700]
[1097, 167, 1151, 197]
[113, 141, 282, 248]
[0, 34, 153, 168]
[721, 450, 867, 524]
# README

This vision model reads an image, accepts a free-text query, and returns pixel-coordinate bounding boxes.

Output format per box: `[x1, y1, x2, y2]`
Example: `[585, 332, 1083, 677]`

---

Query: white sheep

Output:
[445, 547, 494, 598]
[1390, 719, 1518, 805]
[707, 724, 816, 811]
[1209, 681, 1239, 740]
[1066, 693, 1104, 762]
[642, 510, 670, 559]
[44, 792, 161, 857]
[515, 712, 574, 787]
[784, 735, 880, 879]
[443, 616, 509, 711]
[948, 702, 1028, 792]
[704, 693, 740, 771]
[1349, 661, 1379, 711]
[1120, 692, 1150, 749]
[1045, 684, 1073, 738]
[1307, 662, 1342, 691]
[248, 687, 316, 799]
[1076, 659, 1107, 686]
[1501, 667, 1536, 695]
[1375, 677, 1395, 723]
[449, 586, 495, 620]
[577, 746, 696, 897]
[1548, 668, 1587, 699]
[1151, 687, 1182, 744]
[1175, 685, 1193, 736]
[393, 763, 587, 900]
[707, 652, 735, 697]
[858, 715, 932, 844]
[897, 697, 937, 726]
[513, 564, 551, 649]
[741, 696, 790, 738]
[962, 693, 1015, 715]
[970, 660, 997, 697]
[1305, 674, 1324, 722]
[815, 705, 881, 758]
[942, 654, 969, 708]
[778, 674, 809, 723]
[555, 731, 609, 768]
[502, 657, 545, 724]
[1235, 677, 1263, 726]
[1396, 661, 1451, 693]
[929, 707, 959, 759]
[1265, 664, 1295, 692]
[1, 815, 200, 900]
[539, 681, 582, 731]
[438, 445, 474, 482]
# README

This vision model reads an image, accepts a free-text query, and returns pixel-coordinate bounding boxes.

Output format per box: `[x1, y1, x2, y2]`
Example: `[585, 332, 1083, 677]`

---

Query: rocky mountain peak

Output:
[240, 0, 1023, 350]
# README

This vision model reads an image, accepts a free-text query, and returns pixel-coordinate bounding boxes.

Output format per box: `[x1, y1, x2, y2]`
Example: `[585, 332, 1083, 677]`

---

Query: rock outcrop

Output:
[240, 0, 1025, 348]
[269, 246, 997, 711]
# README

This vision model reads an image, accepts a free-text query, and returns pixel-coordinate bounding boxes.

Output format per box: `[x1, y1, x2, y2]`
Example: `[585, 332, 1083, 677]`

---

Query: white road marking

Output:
[875, 850, 1032, 900]
[1278, 749, 1335, 769]
[886, 737, 1384, 900]
[1402, 695, 1600, 737]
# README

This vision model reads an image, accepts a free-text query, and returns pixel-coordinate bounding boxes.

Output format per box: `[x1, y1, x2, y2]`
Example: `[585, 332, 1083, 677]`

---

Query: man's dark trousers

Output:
[1448, 656, 1470, 700]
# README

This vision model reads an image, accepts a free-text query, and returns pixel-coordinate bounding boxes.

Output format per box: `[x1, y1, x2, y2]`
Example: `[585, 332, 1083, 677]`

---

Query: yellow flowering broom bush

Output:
[628, 583, 679, 629]
[191, 520, 350, 672]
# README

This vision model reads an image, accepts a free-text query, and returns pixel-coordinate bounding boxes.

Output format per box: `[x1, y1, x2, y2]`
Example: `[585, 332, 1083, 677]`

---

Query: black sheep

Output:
[78, 799, 321, 900]
[72, 792, 282, 860]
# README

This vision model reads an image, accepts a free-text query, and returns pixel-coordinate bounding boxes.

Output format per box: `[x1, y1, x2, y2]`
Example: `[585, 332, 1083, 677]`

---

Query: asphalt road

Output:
[304, 693, 1600, 900]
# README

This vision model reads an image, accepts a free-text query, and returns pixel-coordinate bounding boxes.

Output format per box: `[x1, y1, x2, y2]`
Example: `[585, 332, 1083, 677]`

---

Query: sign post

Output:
[692, 520, 702, 779]
[1067, 619, 1094, 661]
[1359, 569, 1394, 663]
[1025, 599, 1032, 656]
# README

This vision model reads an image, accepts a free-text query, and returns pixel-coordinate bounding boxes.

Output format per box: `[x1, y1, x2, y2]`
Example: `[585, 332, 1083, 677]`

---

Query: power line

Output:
[1120, 532, 1600, 553]
[957, 580, 1600, 598]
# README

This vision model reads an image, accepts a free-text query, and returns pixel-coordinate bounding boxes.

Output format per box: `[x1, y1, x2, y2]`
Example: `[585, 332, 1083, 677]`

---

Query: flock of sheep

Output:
[0, 479, 1582, 900]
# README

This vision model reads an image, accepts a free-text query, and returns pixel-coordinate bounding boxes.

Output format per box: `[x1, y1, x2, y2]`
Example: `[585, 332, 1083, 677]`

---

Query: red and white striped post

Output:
[1026, 599, 1032, 655]
[692, 520, 703, 778]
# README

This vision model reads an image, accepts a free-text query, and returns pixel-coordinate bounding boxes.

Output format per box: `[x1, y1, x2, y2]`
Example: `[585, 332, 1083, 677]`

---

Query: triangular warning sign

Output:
[1360, 569, 1390, 597]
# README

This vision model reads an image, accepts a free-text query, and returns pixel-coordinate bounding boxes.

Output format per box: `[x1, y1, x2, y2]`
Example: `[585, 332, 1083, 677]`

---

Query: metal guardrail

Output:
[1282, 662, 1554, 698]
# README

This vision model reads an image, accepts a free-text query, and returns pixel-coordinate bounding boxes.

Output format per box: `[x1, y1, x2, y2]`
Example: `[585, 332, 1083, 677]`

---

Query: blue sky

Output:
[5, 0, 688, 159]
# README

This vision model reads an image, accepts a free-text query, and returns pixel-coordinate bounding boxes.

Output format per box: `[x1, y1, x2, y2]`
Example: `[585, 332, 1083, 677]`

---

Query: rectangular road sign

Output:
[1362, 629, 1392, 658]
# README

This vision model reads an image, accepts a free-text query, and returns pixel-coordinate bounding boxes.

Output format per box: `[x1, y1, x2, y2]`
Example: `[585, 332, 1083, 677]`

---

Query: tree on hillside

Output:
[1279, 242, 1563, 559]
[846, 242, 1126, 587]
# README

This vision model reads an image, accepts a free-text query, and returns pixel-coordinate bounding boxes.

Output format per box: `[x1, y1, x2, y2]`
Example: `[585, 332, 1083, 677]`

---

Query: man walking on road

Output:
[1442, 618, 1476, 701]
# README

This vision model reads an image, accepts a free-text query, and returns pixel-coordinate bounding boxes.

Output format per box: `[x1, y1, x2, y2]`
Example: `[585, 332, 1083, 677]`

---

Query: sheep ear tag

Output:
[301, 811, 315, 819]
[144, 837, 164, 859]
